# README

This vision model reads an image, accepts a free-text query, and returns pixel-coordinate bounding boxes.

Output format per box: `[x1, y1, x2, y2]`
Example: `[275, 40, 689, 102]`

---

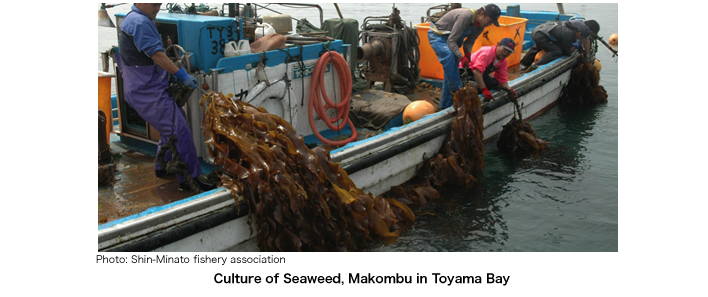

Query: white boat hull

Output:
[483, 70, 570, 139]
[153, 215, 253, 252]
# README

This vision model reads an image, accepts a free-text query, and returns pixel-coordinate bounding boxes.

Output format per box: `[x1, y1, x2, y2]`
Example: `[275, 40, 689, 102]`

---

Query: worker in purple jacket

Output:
[115, 3, 214, 191]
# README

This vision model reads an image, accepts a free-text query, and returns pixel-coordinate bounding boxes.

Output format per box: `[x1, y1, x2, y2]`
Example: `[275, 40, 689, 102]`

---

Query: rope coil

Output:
[308, 50, 356, 146]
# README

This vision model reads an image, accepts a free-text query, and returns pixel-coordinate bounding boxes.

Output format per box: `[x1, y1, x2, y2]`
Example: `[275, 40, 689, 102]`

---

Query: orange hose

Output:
[308, 51, 357, 146]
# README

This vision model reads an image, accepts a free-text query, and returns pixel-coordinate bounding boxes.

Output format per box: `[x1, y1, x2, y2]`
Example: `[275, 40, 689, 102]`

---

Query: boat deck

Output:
[98, 136, 215, 225]
[98, 62, 523, 226]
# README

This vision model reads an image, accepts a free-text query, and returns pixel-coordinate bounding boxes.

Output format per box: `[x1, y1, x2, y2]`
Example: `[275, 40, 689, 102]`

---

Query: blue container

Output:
[115, 12, 241, 72]
[507, 5, 521, 17]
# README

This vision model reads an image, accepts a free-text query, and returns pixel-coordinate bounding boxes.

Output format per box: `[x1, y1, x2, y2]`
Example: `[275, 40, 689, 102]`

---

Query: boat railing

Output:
[483, 52, 581, 113]
[248, 3, 324, 28]
[98, 187, 236, 251]
[421, 4, 456, 23]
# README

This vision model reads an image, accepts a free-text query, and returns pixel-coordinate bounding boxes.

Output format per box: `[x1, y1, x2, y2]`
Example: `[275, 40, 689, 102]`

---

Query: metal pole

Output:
[595, 36, 619, 56]
[334, 3, 343, 19]
[211, 69, 220, 93]
[228, 3, 236, 17]
[557, 3, 565, 14]
[275, 3, 324, 27]
[252, 4, 300, 22]
[101, 50, 110, 73]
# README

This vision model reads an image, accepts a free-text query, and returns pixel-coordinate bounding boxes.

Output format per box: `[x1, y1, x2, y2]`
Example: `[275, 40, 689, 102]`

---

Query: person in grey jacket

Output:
[428, 4, 501, 109]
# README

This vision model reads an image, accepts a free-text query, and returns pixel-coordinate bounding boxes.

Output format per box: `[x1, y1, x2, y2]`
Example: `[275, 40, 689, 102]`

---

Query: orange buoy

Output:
[403, 100, 435, 123]
[534, 50, 546, 63]
[609, 33, 618, 46]
[593, 59, 602, 72]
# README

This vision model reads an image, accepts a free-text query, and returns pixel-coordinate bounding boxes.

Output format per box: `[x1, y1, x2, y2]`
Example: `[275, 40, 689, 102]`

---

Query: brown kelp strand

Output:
[386, 86, 485, 205]
[423, 86, 485, 188]
[497, 118, 547, 154]
[497, 97, 547, 154]
[199, 92, 414, 252]
[559, 61, 608, 106]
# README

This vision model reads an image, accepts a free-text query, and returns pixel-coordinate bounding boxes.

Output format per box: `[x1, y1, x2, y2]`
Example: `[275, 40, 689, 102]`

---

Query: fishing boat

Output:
[98, 4, 594, 252]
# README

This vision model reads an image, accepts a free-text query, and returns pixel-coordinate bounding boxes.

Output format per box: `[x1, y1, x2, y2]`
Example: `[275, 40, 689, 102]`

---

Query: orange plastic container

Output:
[416, 16, 527, 79]
[98, 72, 113, 141]
[415, 23, 445, 80]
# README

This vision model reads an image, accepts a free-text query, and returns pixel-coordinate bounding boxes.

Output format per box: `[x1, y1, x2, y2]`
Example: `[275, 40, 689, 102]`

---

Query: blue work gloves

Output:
[174, 67, 197, 88]
[571, 39, 582, 50]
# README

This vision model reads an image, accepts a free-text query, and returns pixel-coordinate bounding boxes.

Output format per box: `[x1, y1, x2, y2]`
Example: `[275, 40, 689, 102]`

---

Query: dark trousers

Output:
[532, 31, 565, 66]
[520, 46, 539, 67]
[520, 31, 564, 66]
[460, 68, 500, 91]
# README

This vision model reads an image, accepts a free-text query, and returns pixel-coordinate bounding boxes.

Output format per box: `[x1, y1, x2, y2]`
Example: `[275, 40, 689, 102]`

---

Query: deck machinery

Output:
[357, 6, 420, 94]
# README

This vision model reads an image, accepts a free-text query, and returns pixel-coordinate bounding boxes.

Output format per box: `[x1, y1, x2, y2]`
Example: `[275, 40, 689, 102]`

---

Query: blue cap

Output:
[499, 38, 516, 53]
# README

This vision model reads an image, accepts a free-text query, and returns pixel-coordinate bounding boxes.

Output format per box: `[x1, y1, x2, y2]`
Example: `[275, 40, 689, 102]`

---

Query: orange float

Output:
[593, 59, 602, 72]
[403, 100, 435, 123]
[609, 33, 618, 46]
[534, 50, 546, 63]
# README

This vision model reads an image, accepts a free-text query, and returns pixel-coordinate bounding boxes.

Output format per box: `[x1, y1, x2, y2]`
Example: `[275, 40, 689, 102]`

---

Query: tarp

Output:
[349, 90, 411, 130]
[296, 18, 323, 34]
[322, 18, 362, 87]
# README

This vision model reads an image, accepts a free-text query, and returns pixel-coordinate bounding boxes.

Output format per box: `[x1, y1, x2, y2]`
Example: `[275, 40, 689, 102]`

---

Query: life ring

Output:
[244, 80, 299, 128]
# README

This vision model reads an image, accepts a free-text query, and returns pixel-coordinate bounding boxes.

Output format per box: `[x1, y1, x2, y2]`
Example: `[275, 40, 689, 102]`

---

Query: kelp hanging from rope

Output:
[559, 61, 608, 106]
[386, 86, 485, 205]
[423, 86, 485, 187]
[497, 95, 547, 155]
[497, 118, 547, 154]
[200, 92, 414, 252]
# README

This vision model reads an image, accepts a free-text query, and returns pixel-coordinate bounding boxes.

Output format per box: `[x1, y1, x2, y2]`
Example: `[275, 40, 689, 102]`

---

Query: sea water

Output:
[97, 3, 618, 252]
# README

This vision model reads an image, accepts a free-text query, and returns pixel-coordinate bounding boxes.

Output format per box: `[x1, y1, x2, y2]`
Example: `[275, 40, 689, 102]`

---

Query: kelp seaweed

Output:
[497, 118, 547, 154]
[422, 86, 485, 187]
[497, 97, 547, 155]
[386, 86, 485, 205]
[200, 92, 414, 252]
[559, 61, 608, 106]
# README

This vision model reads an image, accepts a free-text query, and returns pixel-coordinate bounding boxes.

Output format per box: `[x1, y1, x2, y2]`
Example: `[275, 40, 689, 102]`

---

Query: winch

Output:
[357, 6, 420, 93]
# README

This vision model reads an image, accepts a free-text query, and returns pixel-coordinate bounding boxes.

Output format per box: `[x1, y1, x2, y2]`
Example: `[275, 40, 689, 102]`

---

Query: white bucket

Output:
[255, 23, 276, 39]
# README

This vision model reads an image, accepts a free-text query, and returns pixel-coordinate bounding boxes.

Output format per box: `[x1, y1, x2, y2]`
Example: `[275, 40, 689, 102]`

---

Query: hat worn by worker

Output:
[499, 38, 516, 53]
[576, 23, 592, 38]
[484, 4, 501, 27]
[585, 20, 600, 35]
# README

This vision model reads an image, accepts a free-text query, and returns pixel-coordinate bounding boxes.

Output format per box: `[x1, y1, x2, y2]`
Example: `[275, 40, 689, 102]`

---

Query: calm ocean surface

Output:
[98, 3, 618, 252]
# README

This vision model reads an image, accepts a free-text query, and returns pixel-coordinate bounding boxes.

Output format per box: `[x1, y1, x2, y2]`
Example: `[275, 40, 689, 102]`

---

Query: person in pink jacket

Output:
[461, 38, 517, 101]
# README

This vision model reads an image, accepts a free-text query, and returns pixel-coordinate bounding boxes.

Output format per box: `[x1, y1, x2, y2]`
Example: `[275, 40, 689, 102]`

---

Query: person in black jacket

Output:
[570, 19, 600, 62]
[520, 21, 583, 71]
